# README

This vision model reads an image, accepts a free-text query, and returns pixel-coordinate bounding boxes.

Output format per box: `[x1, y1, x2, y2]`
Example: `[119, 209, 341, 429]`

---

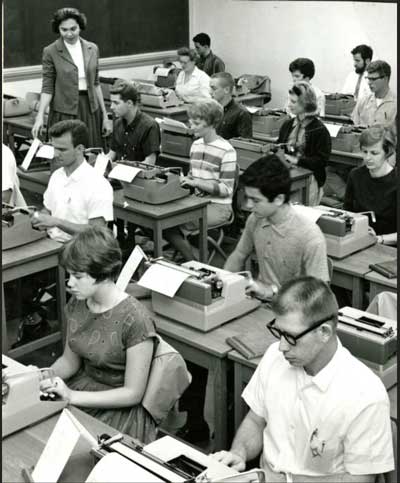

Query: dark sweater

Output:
[278, 117, 331, 187]
[344, 165, 397, 235]
[216, 98, 253, 140]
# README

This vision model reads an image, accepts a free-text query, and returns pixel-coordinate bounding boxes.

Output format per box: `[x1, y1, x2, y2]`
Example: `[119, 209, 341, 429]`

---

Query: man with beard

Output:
[340, 44, 373, 101]
[352, 60, 397, 127]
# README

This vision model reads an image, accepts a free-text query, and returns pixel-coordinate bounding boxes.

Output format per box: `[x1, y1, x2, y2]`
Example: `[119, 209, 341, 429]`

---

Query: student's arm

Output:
[43, 338, 154, 408]
[215, 58, 225, 74]
[50, 339, 82, 380]
[343, 172, 355, 212]
[238, 110, 253, 139]
[212, 410, 265, 471]
[94, 85, 113, 138]
[107, 149, 117, 162]
[141, 124, 161, 165]
[377, 233, 397, 245]
[224, 216, 255, 272]
[32, 93, 52, 138]
[31, 214, 106, 234]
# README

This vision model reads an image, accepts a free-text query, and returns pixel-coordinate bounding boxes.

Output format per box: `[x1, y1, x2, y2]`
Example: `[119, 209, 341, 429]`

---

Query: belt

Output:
[79, 90, 88, 95]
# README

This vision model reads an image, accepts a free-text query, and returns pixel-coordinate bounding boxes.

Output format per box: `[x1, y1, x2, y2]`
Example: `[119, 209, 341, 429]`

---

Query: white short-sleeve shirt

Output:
[2, 144, 26, 207]
[43, 160, 113, 243]
[242, 340, 394, 479]
[175, 66, 211, 103]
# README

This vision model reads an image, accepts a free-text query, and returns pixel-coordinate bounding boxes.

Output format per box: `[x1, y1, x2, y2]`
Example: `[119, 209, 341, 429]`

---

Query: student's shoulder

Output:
[139, 111, 159, 128]
[212, 137, 236, 153]
[290, 209, 325, 240]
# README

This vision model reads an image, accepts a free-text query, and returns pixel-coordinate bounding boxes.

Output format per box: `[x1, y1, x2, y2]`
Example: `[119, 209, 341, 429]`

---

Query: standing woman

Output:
[40, 226, 158, 443]
[31, 7, 112, 147]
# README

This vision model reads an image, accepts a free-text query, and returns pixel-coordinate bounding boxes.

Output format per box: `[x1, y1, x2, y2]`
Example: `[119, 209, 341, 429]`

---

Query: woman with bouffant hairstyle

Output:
[32, 7, 112, 147]
[40, 226, 159, 443]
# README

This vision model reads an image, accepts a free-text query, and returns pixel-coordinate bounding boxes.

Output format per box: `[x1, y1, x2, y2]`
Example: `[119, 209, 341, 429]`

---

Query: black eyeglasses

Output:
[266, 314, 335, 346]
[366, 76, 385, 82]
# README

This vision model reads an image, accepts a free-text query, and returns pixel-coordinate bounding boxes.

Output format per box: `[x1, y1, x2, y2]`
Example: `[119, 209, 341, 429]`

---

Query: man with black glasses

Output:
[212, 277, 394, 482]
[352, 60, 396, 127]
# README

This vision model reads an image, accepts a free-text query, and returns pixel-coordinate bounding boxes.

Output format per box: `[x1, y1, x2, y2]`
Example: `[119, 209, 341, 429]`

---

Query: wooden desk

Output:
[2, 407, 119, 483]
[365, 269, 397, 301]
[141, 300, 270, 450]
[331, 244, 397, 309]
[236, 93, 270, 107]
[330, 149, 364, 168]
[2, 238, 66, 359]
[141, 104, 189, 122]
[321, 114, 353, 125]
[229, 349, 397, 432]
[159, 152, 312, 206]
[18, 169, 50, 196]
[113, 190, 209, 262]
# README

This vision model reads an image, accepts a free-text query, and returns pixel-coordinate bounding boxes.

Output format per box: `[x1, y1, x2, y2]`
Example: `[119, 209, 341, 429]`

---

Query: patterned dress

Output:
[66, 295, 158, 443]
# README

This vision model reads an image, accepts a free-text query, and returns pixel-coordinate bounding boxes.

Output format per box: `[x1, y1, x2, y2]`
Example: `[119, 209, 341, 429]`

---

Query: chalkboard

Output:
[4, 0, 189, 68]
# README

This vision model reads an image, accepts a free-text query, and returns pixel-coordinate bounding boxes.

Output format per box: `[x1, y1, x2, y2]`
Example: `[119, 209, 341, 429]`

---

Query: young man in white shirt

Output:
[213, 276, 394, 482]
[340, 44, 372, 101]
[285, 58, 325, 117]
[31, 119, 113, 243]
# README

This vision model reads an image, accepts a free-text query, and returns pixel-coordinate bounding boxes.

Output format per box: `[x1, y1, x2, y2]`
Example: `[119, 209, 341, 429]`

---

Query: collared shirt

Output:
[242, 341, 394, 478]
[63, 39, 87, 91]
[216, 98, 253, 140]
[110, 111, 160, 162]
[196, 50, 225, 76]
[352, 88, 397, 127]
[231, 206, 329, 286]
[189, 137, 237, 204]
[175, 66, 211, 103]
[43, 160, 113, 243]
[340, 70, 370, 101]
[285, 83, 326, 117]
[2, 144, 26, 207]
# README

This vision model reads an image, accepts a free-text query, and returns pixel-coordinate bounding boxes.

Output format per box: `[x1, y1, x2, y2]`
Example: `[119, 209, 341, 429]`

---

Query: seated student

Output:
[40, 226, 158, 443]
[225, 156, 329, 301]
[164, 99, 237, 261]
[107, 79, 161, 246]
[192, 32, 225, 76]
[344, 125, 397, 245]
[2, 143, 26, 206]
[285, 58, 325, 117]
[175, 47, 211, 103]
[210, 72, 253, 139]
[31, 120, 113, 243]
[352, 60, 396, 127]
[277, 82, 331, 206]
[212, 276, 394, 481]
[340, 44, 373, 101]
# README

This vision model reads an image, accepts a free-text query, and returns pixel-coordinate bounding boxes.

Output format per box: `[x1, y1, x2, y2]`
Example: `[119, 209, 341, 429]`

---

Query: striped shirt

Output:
[189, 137, 237, 204]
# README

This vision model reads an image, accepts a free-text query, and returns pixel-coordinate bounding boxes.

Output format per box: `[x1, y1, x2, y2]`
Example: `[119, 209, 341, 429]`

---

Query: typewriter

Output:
[252, 109, 288, 138]
[136, 82, 183, 109]
[2, 203, 46, 250]
[160, 120, 195, 158]
[331, 124, 365, 153]
[325, 93, 356, 116]
[230, 137, 275, 170]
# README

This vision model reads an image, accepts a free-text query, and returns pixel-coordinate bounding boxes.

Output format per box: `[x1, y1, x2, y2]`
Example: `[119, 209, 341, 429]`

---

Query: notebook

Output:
[369, 258, 397, 279]
[226, 327, 277, 360]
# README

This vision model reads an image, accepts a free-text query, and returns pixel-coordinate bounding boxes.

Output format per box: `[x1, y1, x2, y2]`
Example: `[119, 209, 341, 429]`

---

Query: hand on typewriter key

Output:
[245, 280, 274, 301]
[40, 376, 72, 403]
[30, 212, 56, 230]
[180, 176, 196, 189]
[211, 450, 246, 472]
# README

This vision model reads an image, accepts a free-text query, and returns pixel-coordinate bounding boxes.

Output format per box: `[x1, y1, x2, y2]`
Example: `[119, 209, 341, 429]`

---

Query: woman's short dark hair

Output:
[240, 154, 292, 203]
[60, 226, 122, 283]
[49, 119, 89, 148]
[359, 124, 396, 157]
[188, 99, 223, 128]
[289, 81, 318, 114]
[289, 58, 315, 80]
[177, 47, 198, 63]
[51, 7, 87, 34]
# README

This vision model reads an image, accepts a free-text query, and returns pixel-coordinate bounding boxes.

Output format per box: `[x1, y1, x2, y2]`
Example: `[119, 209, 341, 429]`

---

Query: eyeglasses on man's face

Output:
[266, 314, 335, 346]
[366, 76, 386, 82]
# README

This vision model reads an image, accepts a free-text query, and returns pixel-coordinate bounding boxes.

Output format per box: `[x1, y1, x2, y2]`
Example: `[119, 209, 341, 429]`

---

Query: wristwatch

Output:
[271, 284, 279, 298]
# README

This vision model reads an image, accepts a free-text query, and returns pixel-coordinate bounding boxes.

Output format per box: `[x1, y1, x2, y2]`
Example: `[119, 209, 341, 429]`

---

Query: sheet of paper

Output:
[36, 144, 54, 159]
[291, 204, 325, 223]
[21, 138, 41, 170]
[86, 452, 164, 483]
[32, 409, 81, 483]
[138, 263, 190, 297]
[154, 67, 171, 77]
[323, 122, 342, 138]
[145, 436, 237, 481]
[160, 117, 188, 129]
[116, 245, 146, 291]
[245, 105, 261, 114]
[66, 409, 98, 448]
[94, 153, 110, 175]
[108, 164, 142, 183]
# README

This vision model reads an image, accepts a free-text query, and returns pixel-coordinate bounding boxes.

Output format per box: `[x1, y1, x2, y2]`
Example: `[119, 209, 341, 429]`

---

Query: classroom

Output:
[2, 0, 398, 481]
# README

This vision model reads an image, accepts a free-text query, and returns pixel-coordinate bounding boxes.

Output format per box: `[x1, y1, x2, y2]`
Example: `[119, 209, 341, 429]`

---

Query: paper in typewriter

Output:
[86, 452, 164, 483]
[291, 204, 326, 223]
[108, 164, 142, 182]
[138, 263, 191, 297]
[322, 123, 342, 138]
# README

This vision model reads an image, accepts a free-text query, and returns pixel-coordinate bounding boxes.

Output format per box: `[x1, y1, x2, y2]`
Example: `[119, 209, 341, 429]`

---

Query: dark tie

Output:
[354, 74, 363, 99]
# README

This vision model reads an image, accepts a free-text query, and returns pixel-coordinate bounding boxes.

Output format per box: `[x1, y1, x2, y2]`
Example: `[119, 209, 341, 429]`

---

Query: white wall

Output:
[190, 0, 397, 108]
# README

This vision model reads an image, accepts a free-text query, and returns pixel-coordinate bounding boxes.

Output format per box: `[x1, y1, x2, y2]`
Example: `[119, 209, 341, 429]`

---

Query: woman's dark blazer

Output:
[41, 37, 100, 115]
[277, 117, 332, 187]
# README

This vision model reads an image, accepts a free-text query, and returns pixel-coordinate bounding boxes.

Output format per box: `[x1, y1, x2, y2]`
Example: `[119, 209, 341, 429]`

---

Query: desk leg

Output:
[56, 265, 67, 347]
[233, 361, 244, 432]
[351, 277, 364, 309]
[209, 358, 228, 451]
[198, 207, 208, 263]
[2, 283, 9, 353]
[154, 223, 163, 258]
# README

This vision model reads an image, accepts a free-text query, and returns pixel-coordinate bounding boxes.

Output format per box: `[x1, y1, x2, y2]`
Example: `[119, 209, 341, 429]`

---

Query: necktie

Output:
[354, 74, 363, 99]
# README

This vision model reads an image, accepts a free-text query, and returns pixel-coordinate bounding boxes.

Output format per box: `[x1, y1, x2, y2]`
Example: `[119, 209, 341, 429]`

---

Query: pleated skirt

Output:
[47, 92, 103, 148]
